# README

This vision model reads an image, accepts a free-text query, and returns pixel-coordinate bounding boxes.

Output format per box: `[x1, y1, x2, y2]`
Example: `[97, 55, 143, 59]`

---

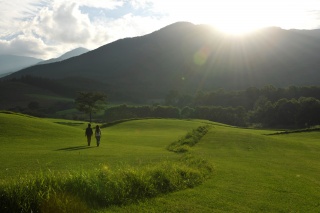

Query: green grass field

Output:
[0, 112, 204, 179]
[1, 111, 319, 212]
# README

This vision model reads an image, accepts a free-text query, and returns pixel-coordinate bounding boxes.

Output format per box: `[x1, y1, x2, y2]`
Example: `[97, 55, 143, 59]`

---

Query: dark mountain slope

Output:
[5, 22, 320, 101]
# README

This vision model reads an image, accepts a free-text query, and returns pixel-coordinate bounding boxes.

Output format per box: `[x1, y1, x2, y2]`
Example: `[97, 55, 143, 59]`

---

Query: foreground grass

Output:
[103, 126, 320, 212]
[0, 155, 213, 212]
[1, 111, 320, 212]
[1, 112, 214, 211]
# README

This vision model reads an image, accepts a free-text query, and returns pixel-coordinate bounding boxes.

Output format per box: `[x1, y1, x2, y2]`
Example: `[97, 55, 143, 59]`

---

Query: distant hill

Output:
[37, 47, 89, 65]
[0, 55, 42, 75]
[3, 22, 320, 103]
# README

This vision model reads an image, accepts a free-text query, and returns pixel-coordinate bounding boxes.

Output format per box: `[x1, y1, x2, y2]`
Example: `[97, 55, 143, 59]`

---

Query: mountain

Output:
[37, 47, 89, 65]
[0, 55, 42, 75]
[3, 22, 320, 103]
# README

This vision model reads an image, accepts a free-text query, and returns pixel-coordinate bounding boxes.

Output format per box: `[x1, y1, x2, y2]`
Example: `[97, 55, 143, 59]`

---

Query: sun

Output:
[191, 1, 279, 35]
[208, 2, 272, 35]
[165, 0, 311, 35]
[213, 19, 263, 35]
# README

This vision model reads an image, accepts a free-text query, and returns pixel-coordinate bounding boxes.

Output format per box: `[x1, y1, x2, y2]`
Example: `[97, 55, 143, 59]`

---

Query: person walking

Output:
[95, 125, 102, 147]
[85, 123, 93, 146]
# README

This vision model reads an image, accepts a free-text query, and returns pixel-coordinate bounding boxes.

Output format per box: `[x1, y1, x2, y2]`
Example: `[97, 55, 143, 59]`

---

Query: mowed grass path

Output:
[0, 112, 204, 179]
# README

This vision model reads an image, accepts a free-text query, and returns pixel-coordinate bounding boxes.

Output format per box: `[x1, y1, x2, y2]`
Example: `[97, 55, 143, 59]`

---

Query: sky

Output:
[1, 0, 320, 60]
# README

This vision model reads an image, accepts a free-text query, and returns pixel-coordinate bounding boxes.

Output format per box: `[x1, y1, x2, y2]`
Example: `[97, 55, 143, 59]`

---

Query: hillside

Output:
[0, 55, 42, 75]
[37, 47, 89, 65]
[0, 113, 204, 179]
[3, 22, 320, 103]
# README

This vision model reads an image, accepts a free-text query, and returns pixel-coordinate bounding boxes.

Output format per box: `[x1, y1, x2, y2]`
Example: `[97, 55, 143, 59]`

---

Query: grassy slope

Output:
[105, 126, 320, 212]
[1, 112, 319, 212]
[0, 112, 204, 179]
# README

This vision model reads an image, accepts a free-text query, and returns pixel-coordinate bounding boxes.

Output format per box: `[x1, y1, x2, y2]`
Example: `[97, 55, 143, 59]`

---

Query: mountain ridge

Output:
[37, 47, 89, 65]
[3, 22, 320, 102]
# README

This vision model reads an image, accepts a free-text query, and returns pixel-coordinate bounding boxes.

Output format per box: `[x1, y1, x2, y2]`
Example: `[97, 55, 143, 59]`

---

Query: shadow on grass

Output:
[54, 122, 84, 126]
[266, 127, 320, 135]
[55, 145, 94, 151]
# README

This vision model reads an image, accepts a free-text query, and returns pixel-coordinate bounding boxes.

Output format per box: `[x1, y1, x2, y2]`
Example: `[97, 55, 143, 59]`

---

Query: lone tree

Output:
[75, 91, 107, 123]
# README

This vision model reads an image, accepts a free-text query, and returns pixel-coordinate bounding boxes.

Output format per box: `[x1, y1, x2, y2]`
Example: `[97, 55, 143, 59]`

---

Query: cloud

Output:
[77, 0, 124, 9]
[33, 2, 92, 44]
[129, 0, 153, 9]
[0, 34, 56, 58]
[101, 13, 168, 41]
[1, 1, 94, 58]
[0, 0, 169, 59]
[0, 0, 42, 36]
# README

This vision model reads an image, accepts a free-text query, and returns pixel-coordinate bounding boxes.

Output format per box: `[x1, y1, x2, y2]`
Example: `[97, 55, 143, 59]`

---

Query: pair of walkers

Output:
[85, 124, 101, 147]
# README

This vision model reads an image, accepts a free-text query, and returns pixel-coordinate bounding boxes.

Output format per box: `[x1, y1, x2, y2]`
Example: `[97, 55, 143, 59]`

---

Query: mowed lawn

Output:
[1, 111, 320, 212]
[104, 126, 320, 212]
[0, 112, 205, 179]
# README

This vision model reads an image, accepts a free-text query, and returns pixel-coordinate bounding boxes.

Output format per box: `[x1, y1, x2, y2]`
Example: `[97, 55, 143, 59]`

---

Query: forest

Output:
[104, 97, 320, 128]
[105, 85, 320, 128]
[2, 76, 320, 128]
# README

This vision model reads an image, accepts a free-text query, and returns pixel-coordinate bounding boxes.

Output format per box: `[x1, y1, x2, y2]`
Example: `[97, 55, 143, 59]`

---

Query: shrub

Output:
[167, 125, 210, 153]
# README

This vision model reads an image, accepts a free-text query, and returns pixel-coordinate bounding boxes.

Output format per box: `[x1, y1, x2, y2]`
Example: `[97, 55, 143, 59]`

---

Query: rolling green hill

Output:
[106, 123, 320, 213]
[0, 112, 204, 179]
[1, 112, 319, 212]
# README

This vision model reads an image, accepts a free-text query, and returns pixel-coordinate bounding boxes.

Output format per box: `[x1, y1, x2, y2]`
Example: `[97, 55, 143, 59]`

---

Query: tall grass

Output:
[0, 155, 213, 212]
[167, 125, 210, 153]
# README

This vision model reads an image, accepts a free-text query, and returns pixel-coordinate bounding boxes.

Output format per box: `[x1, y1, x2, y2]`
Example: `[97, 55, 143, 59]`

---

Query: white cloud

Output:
[0, 0, 43, 36]
[77, 0, 124, 9]
[33, 2, 92, 44]
[0, 0, 168, 59]
[0, 34, 56, 58]
[129, 0, 153, 9]
[102, 13, 168, 41]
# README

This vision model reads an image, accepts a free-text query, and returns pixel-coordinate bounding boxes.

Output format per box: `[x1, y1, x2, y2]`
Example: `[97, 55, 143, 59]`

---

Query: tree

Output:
[181, 106, 195, 118]
[75, 92, 106, 123]
[298, 97, 320, 127]
[28, 101, 40, 110]
[165, 90, 180, 106]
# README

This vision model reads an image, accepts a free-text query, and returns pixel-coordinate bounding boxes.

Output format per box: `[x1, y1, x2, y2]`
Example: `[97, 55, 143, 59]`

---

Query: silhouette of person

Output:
[85, 123, 93, 146]
[95, 125, 101, 147]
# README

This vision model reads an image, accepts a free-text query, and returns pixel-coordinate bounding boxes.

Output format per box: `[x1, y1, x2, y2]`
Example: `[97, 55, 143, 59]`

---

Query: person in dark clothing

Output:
[85, 123, 93, 146]
[95, 125, 101, 147]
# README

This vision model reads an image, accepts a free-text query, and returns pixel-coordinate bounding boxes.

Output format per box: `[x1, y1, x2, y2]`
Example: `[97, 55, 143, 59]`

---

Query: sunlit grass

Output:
[0, 155, 213, 212]
[0, 112, 205, 179]
[103, 126, 320, 212]
[1, 111, 319, 212]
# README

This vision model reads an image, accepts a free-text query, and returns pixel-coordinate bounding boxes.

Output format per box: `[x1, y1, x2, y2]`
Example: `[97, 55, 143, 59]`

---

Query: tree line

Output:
[104, 105, 247, 126]
[165, 85, 320, 110]
[251, 97, 320, 128]
[105, 97, 320, 128]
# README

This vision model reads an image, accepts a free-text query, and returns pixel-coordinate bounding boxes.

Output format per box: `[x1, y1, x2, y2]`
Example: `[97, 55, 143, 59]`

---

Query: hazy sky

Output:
[1, 0, 320, 59]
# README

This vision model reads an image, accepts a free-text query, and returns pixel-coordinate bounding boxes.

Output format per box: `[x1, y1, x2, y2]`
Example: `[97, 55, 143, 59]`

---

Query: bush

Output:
[167, 125, 210, 153]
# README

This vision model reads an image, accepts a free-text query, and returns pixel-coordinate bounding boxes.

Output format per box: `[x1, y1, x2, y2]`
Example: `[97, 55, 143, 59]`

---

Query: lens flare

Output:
[194, 46, 211, 66]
